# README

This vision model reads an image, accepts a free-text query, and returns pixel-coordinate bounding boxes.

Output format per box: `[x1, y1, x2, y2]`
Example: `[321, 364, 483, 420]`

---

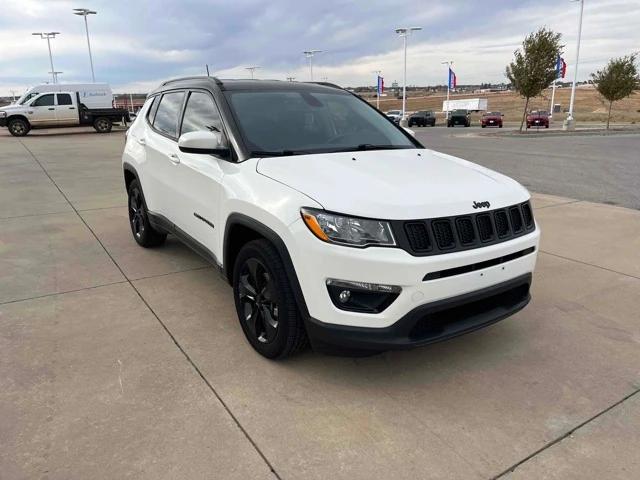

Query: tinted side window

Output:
[32, 94, 54, 107]
[153, 92, 184, 138]
[181, 91, 222, 135]
[146, 96, 159, 123]
[57, 94, 72, 106]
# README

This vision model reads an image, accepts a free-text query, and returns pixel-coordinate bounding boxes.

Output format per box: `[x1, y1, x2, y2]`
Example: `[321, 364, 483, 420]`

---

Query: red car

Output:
[526, 111, 549, 129]
[481, 111, 503, 128]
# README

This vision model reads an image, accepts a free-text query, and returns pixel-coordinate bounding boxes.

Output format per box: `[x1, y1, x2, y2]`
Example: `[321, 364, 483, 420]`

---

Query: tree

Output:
[591, 55, 639, 129]
[506, 28, 563, 132]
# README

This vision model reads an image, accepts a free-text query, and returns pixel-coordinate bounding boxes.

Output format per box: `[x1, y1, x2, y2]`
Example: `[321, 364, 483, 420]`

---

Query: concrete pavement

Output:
[1, 130, 639, 479]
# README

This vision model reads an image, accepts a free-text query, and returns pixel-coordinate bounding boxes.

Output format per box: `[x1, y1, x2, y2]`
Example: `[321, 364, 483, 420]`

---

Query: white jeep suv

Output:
[122, 77, 539, 359]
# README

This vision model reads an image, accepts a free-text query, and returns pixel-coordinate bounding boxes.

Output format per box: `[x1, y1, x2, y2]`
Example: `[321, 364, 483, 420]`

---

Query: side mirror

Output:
[403, 127, 416, 137]
[178, 130, 229, 156]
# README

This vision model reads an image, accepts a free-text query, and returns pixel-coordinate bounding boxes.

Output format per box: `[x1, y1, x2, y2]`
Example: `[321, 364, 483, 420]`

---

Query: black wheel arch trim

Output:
[223, 213, 310, 319]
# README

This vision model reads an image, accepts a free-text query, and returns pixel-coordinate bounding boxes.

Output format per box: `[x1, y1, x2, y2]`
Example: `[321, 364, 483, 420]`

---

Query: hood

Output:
[256, 149, 529, 219]
[0, 104, 22, 112]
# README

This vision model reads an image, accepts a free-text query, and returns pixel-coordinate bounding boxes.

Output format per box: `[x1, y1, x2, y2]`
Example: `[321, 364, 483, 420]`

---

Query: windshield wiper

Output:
[354, 144, 412, 151]
[250, 150, 303, 157]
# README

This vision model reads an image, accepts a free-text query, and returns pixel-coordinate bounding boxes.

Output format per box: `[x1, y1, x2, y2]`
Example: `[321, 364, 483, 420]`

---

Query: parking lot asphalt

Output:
[414, 126, 640, 210]
[2, 128, 640, 479]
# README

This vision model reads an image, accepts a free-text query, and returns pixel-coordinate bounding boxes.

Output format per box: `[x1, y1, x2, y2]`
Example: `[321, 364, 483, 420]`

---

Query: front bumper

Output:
[287, 218, 539, 350]
[307, 273, 531, 352]
[0, 117, 7, 127]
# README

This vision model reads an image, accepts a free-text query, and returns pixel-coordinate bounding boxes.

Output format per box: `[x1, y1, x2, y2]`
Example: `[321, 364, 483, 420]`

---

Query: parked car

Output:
[0, 91, 129, 136]
[385, 109, 402, 124]
[526, 110, 549, 129]
[408, 110, 436, 127]
[122, 77, 539, 359]
[447, 109, 471, 127]
[481, 111, 503, 128]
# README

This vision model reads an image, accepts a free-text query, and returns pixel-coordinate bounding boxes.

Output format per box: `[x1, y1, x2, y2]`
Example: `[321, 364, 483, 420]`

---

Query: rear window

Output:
[57, 94, 72, 106]
[152, 91, 185, 138]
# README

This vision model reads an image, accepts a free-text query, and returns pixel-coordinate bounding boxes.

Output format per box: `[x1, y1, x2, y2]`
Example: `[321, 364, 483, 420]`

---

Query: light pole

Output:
[303, 50, 322, 81]
[73, 8, 97, 82]
[32, 32, 60, 84]
[51, 71, 64, 83]
[441, 60, 454, 117]
[565, 0, 584, 130]
[395, 27, 421, 124]
[246, 66, 260, 79]
[286, 76, 296, 82]
[372, 70, 382, 110]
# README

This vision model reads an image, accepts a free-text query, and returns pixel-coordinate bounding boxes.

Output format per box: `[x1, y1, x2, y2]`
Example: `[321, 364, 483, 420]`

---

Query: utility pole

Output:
[303, 50, 322, 81]
[565, 0, 584, 130]
[246, 66, 260, 79]
[395, 27, 421, 125]
[73, 9, 97, 82]
[32, 32, 60, 84]
[286, 76, 296, 82]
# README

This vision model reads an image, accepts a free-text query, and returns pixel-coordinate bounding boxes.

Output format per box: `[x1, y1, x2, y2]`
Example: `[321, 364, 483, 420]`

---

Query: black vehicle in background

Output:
[408, 110, 436, 127]
[447, 109, 471, 128]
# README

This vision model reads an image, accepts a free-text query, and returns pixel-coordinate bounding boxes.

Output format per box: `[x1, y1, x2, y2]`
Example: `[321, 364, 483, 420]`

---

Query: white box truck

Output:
[442, 98, 488, 112]
[13, 83, 114, 109]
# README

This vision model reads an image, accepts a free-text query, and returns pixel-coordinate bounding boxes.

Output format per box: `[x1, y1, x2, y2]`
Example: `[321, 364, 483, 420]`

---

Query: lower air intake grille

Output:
[396, 201, 536, 256]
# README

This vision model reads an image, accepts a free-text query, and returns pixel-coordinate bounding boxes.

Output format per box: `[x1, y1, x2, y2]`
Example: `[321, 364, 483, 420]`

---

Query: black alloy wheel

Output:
[127, 179, 167, 247]
[238, 257, 280, 345]
[233, 239, 308, 358]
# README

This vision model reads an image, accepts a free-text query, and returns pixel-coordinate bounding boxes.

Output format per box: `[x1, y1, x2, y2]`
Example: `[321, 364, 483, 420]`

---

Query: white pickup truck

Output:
[0, 91, 130, 136]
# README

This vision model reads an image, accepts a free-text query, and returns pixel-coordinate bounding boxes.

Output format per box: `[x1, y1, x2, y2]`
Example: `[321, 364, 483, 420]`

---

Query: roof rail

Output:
[159, 75, 214, 87]
[307, 81, 343, 90]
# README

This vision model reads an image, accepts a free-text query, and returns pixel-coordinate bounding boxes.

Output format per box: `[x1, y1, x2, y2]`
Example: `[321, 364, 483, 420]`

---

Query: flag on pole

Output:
[377, 76, 384, 95]
[448, 68, 457, 89]
[556, 56, 567, 79]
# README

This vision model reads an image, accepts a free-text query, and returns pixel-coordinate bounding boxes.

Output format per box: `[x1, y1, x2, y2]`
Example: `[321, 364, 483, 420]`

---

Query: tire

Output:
[7, 118, 30, 137]
[127, 179, 167, 247]
[93, 117, 112, 133]
[481, 125, 486, 128]
[233, 239, 308, 359]
[499, 124, 503, 128]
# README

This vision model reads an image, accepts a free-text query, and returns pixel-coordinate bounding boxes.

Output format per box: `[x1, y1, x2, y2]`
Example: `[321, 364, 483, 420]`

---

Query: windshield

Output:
[225, 89, 415, 156]
[483, 112, 501, 116]
[18, 92, 39, 105]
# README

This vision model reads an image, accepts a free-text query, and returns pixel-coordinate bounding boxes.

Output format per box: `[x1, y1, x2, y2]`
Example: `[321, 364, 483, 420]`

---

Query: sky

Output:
[0, 0, 638, 96]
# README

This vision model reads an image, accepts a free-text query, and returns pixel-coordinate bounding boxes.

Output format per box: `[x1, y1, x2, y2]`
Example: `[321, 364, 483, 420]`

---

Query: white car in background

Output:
[122, 77, 539, 359]
[385, 109, 402, 124]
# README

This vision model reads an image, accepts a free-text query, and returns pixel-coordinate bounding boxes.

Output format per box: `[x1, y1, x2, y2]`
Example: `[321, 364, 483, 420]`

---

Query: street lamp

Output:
[395, 27, 422, 124]
[73, 8, 97, 83]
[441, 60, 454, 116]
[565, 0, 584, 130]
[50, 71, 64, 83]
[246, 66, 260, 79]
[286, 76, 296, 82]
[303, 50, 322, 81]
[32, 32, 60, 84]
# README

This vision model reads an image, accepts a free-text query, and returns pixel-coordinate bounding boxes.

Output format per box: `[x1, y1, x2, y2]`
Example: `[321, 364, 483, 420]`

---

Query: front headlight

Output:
[0, 111, 6, 118]
[301, 208, 396, 247]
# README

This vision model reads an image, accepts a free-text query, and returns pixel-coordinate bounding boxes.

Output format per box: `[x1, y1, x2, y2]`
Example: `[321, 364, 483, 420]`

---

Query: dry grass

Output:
[368, 87, 640, 124]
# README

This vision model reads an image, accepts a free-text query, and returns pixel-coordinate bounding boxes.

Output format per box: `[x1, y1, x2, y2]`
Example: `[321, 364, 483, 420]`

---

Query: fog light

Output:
[326, 279, 401, 313]
[339, 290, 351, 303]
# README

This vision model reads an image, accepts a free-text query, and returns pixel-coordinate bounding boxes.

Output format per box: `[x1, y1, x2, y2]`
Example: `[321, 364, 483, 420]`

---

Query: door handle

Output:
[168, 153, 180, 165]
[137, 138, 146, 146]
[48, 108, 55, 110]
[69, 107, 75, 110]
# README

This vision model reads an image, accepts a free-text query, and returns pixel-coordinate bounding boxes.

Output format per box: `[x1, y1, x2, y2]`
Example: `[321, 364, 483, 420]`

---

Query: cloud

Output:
[0, 0, 638, 96]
